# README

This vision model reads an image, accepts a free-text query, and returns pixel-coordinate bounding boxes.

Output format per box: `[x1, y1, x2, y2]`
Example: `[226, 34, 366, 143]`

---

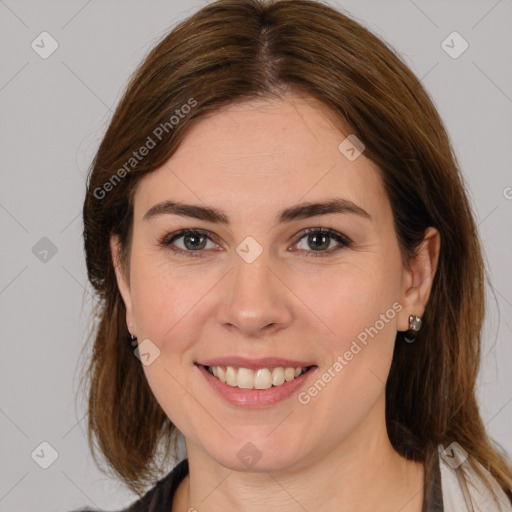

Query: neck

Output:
[173, 396, 425, 512]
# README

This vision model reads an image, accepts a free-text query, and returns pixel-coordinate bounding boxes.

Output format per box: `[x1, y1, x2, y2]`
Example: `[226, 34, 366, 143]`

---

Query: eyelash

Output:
[158, 227, 352, 258]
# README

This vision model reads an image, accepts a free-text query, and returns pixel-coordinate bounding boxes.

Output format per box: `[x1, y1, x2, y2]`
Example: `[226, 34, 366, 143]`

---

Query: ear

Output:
[397, 227, 441, 331]
[110, 234, 135, 334]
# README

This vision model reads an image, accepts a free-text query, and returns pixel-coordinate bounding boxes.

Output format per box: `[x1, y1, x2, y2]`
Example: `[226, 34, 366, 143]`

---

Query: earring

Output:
[129, 331, 138, 348]
[408, 315, 422, 332]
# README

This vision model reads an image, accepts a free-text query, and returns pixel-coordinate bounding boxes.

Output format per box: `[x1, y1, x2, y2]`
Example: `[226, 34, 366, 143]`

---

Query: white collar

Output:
[438, 444, 511, 511]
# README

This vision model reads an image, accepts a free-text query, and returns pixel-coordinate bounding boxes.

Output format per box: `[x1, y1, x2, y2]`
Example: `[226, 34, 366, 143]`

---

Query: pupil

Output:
[185, 234, 206, 250]
[309, 233, 329, 251]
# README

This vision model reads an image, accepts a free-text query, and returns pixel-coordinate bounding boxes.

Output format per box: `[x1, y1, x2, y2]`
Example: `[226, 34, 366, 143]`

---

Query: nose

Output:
[216, 249, 293, 338]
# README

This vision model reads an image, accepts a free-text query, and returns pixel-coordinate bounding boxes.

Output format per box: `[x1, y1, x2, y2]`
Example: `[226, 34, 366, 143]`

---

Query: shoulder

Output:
[123, 458, 189, 512]
[67, 458, 189, 512]
[438, 444, 512, 512]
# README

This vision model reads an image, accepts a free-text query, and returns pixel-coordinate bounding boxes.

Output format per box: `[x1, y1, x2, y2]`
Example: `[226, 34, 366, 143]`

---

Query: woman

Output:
[77, 0, 512, 510]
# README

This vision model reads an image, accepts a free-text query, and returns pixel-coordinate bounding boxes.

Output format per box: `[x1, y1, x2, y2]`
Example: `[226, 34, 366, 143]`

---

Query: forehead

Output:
[133, 94, 388, 225]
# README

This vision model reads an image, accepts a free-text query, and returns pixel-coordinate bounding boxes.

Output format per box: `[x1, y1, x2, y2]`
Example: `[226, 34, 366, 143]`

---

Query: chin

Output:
[204, 438, 309, 474]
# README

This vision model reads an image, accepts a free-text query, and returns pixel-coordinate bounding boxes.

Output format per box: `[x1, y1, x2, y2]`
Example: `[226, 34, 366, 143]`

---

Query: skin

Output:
[111, 93, 440, 512]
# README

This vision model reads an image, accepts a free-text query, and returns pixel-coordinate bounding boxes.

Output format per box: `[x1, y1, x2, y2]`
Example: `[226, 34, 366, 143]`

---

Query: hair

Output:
[80, 0, 512, 502]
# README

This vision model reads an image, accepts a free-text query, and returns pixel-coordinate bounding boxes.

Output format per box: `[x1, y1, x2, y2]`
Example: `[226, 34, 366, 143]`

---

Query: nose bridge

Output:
[218, 241, 292, 335]
[233, 249, 273, 301]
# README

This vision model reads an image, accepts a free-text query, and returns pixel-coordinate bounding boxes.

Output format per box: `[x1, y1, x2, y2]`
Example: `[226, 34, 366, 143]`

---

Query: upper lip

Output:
[197, 356, 317, 370]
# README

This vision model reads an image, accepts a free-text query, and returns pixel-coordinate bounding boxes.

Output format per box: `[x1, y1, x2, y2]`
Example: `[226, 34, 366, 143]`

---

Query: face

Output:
[111, 93, 437, 473]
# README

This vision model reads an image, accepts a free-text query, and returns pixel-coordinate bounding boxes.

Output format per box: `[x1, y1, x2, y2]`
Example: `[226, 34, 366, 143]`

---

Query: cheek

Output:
[296, 259, 400, 343]
[293, 260, 401, 397]
[129, 255, 206, 432]
[129, 250, 206, 343]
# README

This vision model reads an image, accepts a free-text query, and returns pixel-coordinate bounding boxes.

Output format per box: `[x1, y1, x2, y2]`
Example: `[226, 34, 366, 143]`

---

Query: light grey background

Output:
[0, 0, 511, 510]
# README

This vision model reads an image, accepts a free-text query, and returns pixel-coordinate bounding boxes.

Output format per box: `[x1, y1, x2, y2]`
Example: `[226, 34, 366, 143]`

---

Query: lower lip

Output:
[196, 364, 318, 408]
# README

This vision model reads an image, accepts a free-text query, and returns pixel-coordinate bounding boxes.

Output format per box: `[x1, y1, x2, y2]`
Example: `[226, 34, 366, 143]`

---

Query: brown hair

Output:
[80, 0, 512, 502]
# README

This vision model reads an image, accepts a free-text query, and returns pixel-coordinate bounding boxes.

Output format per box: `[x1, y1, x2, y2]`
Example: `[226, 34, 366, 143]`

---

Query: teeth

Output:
[284, 367, 295, 381]
[237, 368, 255, 389]
[206, 365, 308, 389]
[254, 368, 273, 389]
[272, 367, 285, 386]
[226, 366, 237, 386]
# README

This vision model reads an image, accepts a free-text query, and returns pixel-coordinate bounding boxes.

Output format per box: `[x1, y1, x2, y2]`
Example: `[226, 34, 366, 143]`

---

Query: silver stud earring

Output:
[408, 315, 422, 332]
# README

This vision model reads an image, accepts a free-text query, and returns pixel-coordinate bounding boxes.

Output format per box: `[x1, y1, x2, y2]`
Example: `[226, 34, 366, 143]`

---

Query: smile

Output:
[196, 363, 318, 408]
[204, 365, 314, 389]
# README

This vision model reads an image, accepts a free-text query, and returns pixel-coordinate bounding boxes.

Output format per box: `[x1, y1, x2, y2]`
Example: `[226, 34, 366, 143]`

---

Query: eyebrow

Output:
[143, 197, 371, 225]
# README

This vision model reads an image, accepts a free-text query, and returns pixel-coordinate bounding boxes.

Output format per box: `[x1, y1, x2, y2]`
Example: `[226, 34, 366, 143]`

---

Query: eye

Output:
[159, 229, 219, 257]
[291, 227, 351, 257]
[159, 227, 351, 258]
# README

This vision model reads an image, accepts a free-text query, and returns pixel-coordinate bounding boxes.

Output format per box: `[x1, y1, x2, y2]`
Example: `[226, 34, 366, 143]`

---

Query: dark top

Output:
[122, 459, 189, 512]
[72, 453, 443, 511]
